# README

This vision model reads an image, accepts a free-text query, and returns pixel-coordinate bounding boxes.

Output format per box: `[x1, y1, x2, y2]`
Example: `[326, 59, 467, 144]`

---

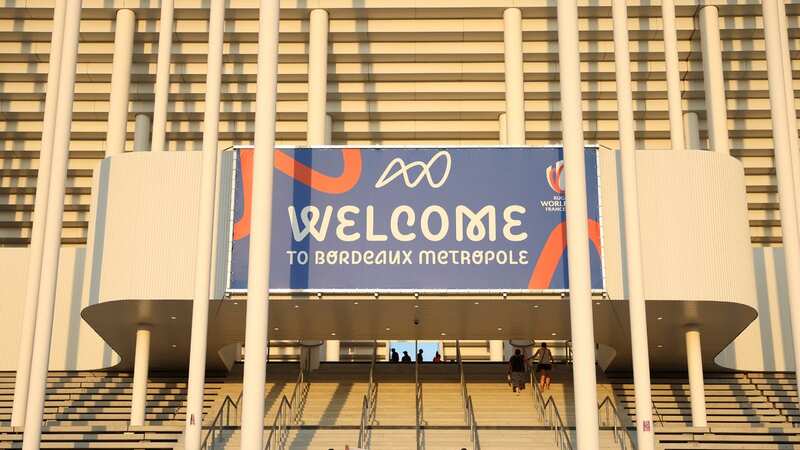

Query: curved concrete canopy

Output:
[82, 295, 756, 372]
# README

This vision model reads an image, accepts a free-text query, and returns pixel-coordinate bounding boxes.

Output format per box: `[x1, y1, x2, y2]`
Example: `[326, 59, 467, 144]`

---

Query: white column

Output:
[503, 8, 525, 146]
[325, 340, 340, 362]
[763, 0, 800, 402]
[10, 0, 66, 427]
[305, 12, 338, 361]
[21, 1, 82, 447]
[683, 112, 701, 151]
[150, 0, 174, 152]
[612, 2, 654, 447]
[133, 114, 152, 151]
[661, 0, 685, 151]
[183, 1, 225, 447]
[498, 113, 507, 145]
[130, 326, 151, 426]
[557, 1, 601, 448]
[777, 2, 800, 213]
[239, 0, 280, 447]
[489, 340, 504, 362]
[685, 328, 707, 427]
[698, 6, 730, 155]
[489, 29, 512, 356]
[307, 9, 332, 360]
[105, 9, 136, 157]
[307, 9, 328, 145]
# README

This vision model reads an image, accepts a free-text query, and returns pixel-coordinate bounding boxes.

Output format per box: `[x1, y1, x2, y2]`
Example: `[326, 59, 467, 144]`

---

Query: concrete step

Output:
[467, 383, 539, 426]
[420, 382, 466, 426]
[286, 429, 360, 450]
[374, 383, 416, 426]
[299, 382, 368, 426]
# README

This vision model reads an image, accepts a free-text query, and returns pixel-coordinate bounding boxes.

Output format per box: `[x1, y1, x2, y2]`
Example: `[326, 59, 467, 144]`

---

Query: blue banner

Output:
[228, 146, 604, 292]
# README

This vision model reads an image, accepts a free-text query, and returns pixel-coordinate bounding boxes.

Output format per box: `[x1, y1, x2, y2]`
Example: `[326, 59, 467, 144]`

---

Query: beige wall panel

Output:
[95, 152, 203, 302]
[599, 150, 757, 309]
[90, 151, 232, 303]
[635, 151, 757, 307]
[0, 247, 115, 370]
[716, 247, 796, 371]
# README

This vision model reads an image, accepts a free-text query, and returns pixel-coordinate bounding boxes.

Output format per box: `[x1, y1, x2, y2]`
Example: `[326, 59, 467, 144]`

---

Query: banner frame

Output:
[222, 144, 608, 296]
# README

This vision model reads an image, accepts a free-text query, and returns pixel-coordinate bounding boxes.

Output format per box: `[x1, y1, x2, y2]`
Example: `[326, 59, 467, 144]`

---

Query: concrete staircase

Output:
[7, 364, 800, 450]
[0, 425, 184, 449]
[0, 371, 223, 426]
[609, 371, 800, 427]
[654, 426, 800, 449]
[609, 371, 800, 449]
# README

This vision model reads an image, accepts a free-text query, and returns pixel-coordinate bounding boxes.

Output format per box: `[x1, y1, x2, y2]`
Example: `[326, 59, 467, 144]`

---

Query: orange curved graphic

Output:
[232, 148, 362, 240]
[274, 148, 362, 195]
[528, 219, 602, 289]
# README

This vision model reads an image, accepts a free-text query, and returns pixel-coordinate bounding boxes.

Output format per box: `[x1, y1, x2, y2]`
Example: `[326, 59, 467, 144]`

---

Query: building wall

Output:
[0, 246, 116, 371]
[0, 1, 797, 371]
[0, 1, 797, 247]
[716, 247, 796, 371]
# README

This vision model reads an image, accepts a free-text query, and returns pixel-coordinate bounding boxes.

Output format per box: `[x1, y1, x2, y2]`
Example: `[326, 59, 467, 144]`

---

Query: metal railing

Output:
[200, 391, 243, 450]
[415, 359, 424, 450]
[530, 371, 573, 450]
[357, 341, 379, 449]
[652, 399, 664, 426]
[456, 341, 480, 450]
[598, 396, 636, 450]
[264, 369, 310, 450]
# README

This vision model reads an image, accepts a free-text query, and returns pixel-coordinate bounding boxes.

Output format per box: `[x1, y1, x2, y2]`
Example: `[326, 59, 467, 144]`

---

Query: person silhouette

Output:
[417, 349, 424, 363]
[401, 351, 412, 363]
[390, 348, 400, 362]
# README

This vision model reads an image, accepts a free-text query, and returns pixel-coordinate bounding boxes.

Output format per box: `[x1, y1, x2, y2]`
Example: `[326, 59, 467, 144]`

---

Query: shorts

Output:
[537, 363, 552, 371]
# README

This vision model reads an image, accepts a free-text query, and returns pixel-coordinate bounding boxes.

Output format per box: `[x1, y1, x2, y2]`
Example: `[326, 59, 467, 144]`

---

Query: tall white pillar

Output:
[133, 113, 152, 151]
[106, 9, 136, 157]
[557, 1, 600, 448]
[683, 112, 701, 151]
[307, 9, 328, 145]
[661, 0, 685, 151]
[685, 328, 707, 427]
[612, 2, 654, 447]
[503, 8, 525, 146]
[130, 326, 151, 426]
[22, 1, 82, 448]
[763, 0, 800, 402]
[489, 340, 504, 362]
[496, 19, 525, 362]
[698, 6, 730, 155]
[305, 12, 339, 361]
[776, 2, 800, 213]
[150, 0, 174, 152]
[183, 1, 225, 447]
[11, 0, 67, 427]
[239, 0, 280, 448]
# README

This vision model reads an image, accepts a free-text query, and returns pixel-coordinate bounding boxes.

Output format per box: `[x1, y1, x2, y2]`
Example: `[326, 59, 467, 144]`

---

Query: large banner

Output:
[227, 146, 604, 292]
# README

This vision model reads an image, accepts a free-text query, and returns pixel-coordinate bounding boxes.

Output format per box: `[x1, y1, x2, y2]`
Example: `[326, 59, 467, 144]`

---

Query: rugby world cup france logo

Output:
[546, 160, 565, 194]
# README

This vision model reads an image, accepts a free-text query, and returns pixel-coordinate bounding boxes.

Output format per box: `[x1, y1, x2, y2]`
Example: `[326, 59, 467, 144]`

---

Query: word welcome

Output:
[287, 204, 528, 243]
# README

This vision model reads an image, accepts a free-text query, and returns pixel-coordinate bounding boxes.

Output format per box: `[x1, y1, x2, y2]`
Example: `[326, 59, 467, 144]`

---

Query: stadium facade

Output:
[0, 1, 799, 449]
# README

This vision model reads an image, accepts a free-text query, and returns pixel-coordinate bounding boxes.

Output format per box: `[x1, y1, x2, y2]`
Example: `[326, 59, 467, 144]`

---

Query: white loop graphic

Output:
[375, 150, 452, 189]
